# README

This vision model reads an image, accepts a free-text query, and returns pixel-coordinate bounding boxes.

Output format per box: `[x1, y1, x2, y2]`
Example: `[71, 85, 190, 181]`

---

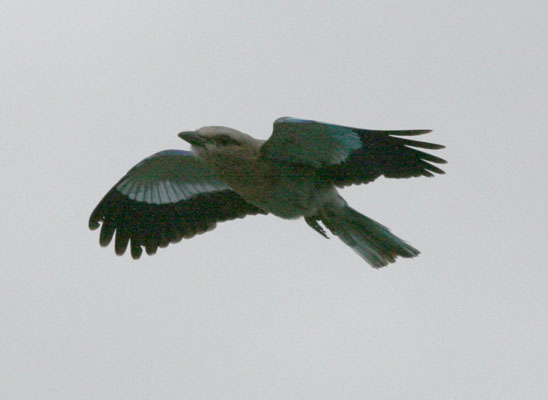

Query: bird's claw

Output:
[305, 216, 329, 239]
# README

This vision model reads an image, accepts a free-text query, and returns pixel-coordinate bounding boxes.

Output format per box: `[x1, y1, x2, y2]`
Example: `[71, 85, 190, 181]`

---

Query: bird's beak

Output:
[178, 131, 205, 146]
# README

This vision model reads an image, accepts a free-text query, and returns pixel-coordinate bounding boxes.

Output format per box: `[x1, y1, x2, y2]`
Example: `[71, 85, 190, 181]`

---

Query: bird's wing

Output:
[261, 117, 364, 167]
[89, 150, 266, 259]
[261, 117, 446, 186]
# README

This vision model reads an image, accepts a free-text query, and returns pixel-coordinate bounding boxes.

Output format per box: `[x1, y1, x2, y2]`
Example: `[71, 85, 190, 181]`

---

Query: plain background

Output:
[2, 1, 547, 398]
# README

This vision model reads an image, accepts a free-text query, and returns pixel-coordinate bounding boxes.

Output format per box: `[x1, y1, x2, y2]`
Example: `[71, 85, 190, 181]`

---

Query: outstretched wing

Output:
[261, 117, 363, 167]
[89, 150, 266, 259]
[262, 117, 446, 186]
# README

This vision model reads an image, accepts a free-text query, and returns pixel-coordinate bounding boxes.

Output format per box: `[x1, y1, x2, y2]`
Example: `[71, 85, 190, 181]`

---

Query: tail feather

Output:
[318, 205, 419, 268]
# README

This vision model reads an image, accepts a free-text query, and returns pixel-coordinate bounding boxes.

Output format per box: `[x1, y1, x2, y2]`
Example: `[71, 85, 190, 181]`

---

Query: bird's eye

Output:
[216, 135, 236, 146]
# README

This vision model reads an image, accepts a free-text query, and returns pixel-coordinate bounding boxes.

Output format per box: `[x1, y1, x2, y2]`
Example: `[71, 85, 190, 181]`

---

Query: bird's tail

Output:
[316, 204, 420, 268]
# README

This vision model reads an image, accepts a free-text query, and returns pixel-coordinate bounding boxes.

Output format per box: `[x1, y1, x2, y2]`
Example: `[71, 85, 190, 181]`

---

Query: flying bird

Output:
[89, 117, 446, 267]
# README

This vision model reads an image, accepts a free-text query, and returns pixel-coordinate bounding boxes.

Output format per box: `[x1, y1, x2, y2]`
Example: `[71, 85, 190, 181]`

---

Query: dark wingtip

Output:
[387, 129, 432, 136]
[89, 210, 101, 230]
[131, 240, 143, 259]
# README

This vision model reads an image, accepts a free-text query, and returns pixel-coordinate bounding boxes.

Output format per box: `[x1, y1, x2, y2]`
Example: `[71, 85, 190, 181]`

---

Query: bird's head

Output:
[178, 126, 263, 159]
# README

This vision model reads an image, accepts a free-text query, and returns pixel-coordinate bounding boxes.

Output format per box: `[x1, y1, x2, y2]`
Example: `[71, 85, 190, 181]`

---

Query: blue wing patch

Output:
[263, 117, 362, 167]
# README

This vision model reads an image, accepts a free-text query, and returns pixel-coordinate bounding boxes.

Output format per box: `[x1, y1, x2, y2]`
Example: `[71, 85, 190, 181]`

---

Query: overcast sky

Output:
[2, 1, 547, 398]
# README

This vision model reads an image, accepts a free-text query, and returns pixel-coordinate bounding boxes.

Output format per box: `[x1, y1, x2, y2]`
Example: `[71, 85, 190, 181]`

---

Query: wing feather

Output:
[324, 128, 446, 186]
[260, 117, 446, 186]
[261, 117, 362, 167]
[89, 150, 266, 258]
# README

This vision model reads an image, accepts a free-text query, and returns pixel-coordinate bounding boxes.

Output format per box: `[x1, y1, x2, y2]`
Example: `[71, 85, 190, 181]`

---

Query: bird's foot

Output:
[305, 216, 329, 239]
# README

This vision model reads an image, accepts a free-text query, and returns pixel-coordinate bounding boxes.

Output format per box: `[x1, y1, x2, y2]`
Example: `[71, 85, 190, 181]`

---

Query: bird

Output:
[89, 117, 446, 267]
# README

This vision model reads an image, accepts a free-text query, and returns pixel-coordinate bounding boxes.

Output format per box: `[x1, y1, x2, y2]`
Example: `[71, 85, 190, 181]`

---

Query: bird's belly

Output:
[229, 173, 335, 219]
[251, 190, 314, 219]
[225, 178, 305, 218]
[207, 157, 334, 219]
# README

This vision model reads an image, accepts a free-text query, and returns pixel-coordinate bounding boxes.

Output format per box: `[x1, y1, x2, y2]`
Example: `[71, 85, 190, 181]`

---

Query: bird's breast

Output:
[205, 154, 333, 219]
[212, 159, 276, 203]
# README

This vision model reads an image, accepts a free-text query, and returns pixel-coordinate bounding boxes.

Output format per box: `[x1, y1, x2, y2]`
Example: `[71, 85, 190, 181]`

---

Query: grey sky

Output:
[2, 0, 547, 398]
